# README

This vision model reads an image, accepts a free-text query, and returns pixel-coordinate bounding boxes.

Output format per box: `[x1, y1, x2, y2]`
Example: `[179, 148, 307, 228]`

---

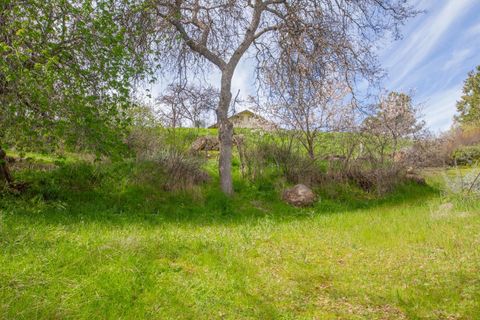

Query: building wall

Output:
[231, 114, 276, 131]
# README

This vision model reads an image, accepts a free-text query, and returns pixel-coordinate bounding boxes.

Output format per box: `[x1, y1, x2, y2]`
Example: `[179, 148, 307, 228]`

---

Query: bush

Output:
[443, 166, 480, 195]
[449, 127, 480, 147]
[391, 138, 450, 168]
[244, 139, 323, 186]
[126, 128, 165, 159]
[435, 127, 480, 165]
[452, 145, 480, 165]
[346, 165, 404, 194]
[141, 149, 210, 191]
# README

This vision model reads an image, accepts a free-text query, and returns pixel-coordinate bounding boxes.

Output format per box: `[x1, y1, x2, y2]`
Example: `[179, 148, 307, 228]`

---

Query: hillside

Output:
[1, 136, 479, 318]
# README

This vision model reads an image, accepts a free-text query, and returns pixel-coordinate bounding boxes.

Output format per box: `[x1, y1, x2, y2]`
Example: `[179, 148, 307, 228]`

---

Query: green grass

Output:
[1, 157, 479, 319]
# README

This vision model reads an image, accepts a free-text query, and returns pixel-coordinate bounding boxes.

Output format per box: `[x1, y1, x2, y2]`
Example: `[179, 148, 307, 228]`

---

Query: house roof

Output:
[229, 109, 256, 118]
[208, 110, 274, 129]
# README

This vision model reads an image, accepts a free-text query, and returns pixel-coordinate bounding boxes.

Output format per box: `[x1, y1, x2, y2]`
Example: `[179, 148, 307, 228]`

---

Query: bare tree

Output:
[146, 0, 417, 195]
[157, 83, 218, 128]
[256, 73, 353, 159]
[178, 85, 218, 128]
[157, 85, 186, 129]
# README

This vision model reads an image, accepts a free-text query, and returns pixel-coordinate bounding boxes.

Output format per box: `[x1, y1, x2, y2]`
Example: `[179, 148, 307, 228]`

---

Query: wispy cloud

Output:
[442, 48, 473, 71]
[387, 0, 475, 88]
[231, 59, 255, 101]
[466, 22, 480, 37]
[423, 85, 462, 131]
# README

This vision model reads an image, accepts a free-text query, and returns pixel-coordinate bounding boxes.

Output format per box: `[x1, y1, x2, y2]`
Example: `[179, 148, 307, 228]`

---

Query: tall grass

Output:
[0, 144, 479, 319]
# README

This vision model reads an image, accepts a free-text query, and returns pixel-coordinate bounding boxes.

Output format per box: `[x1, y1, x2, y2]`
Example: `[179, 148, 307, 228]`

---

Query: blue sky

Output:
[379, 0, 480, 132]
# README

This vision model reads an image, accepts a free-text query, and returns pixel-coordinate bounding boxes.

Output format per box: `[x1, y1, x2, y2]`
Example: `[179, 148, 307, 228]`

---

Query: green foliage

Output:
[243, 136, 324, 185]
[452, 144, 480, 165]
[140, 148, 210, 191]
[0, 0, 149, 155]
[456, 65, 480, 127]
[1, 154, 480, 318]
[1, 128, 478, 318]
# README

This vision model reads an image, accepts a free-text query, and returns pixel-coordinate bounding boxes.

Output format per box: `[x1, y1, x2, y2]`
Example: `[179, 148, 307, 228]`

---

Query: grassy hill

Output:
[0, 130, 479, 319]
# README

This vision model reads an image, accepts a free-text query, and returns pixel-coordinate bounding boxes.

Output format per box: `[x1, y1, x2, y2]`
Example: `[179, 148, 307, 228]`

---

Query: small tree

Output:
[158, 84, 218, 128]
[456, 65, 480, 128]
[158, 86, 186, 129]
[127, 99, 161, 128]
[361, 91, 424, 164]
[256, 75, 352, 159]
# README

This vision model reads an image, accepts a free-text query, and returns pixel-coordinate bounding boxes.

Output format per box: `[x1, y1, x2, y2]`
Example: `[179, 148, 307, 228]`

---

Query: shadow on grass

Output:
[1, 162, 441, 228]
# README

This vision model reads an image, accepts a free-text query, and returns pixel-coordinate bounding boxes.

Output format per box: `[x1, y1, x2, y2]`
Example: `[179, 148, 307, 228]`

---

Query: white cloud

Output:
[442, 48, 473, 71]
[231, 60, 254, 101]
[423, 85, 462, 131]
[466, 22, 480, 37]
[388, 0, 476, 88]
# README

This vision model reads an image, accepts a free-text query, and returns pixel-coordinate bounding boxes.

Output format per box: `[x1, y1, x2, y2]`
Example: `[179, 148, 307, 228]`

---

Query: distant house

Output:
[209, 110, 276, 131]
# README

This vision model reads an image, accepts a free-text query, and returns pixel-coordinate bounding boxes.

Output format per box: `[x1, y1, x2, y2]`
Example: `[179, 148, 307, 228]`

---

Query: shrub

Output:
[141, 149, 210, 191]
[244, 139, 323, 186]
[436, 127, 480, 165]
[443, 166, 480, 195]
[452, 145, 480, 165]
[126, 128, 165, 159]
[393, 138, 450, 168]
[450, 127, 480, 147]
[345, 162, 404, 195]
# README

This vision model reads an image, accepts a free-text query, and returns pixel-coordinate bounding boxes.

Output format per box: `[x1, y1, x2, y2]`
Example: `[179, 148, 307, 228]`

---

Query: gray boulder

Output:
[282, 184, 316, 207]
[190, 134, 245, 153]
[190, 136, 220, 152]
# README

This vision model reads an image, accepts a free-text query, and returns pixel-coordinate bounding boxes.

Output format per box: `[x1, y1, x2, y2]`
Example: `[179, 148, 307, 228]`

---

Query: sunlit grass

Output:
[0, 158, 479, 319]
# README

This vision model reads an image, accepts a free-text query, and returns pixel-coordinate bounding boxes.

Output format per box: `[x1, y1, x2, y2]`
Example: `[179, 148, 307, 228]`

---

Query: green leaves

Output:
[0, 0, 150, 156]
[456, 66, 480, 128]
[15, 28, 26, 37]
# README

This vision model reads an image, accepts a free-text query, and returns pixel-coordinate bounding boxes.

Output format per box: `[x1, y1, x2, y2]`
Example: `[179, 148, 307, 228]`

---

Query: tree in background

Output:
[158, 86, 186, 129]
[256, 73, 352, 159]
[158, 84, 218, 128]
[456, 66, 480, 128]
[143, 0, 417, 195]
[361, 92, 424, 164]
[0, 0, 150, 185]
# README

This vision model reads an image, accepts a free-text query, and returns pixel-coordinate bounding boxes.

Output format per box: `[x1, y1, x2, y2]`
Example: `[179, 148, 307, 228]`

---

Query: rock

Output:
[190, 134, 245, 153]
[190, 135, 220, 152]
[282, 184, 316, 207]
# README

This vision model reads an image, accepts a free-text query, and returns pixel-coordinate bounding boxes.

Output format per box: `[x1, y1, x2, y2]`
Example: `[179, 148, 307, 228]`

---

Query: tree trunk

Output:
[0, 146, 13, 186]
[235, 135, 246, 178]
[307, 142, 315, 160]
[217, 70, 234, 195]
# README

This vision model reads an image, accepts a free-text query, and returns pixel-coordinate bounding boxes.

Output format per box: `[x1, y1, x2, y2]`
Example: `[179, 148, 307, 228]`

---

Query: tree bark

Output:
[0, 146, 13, 186]
[306, 137, 315, 160]
[236, 135, 246, 178]
[217, 70, 234, 195]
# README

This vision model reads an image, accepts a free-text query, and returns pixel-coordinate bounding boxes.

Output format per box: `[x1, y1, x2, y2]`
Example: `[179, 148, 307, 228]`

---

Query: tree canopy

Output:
[456, 65, 480, 128]
[0, 0, 148, 155]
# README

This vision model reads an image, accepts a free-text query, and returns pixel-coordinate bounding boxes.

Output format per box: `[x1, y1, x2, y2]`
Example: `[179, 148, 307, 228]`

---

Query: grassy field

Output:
[0, 155, 479, 319]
